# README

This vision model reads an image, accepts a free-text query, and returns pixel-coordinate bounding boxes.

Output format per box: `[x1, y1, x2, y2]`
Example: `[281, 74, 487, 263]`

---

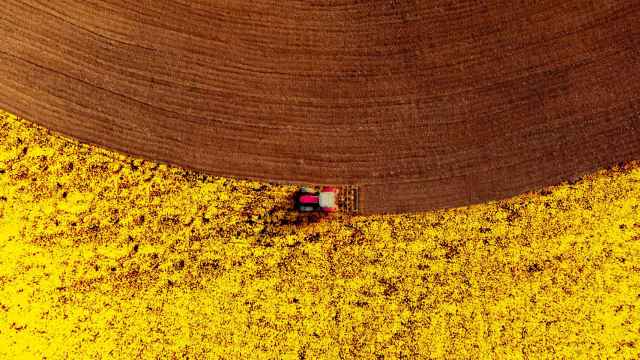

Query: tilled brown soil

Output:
[1, 1, 639, 214]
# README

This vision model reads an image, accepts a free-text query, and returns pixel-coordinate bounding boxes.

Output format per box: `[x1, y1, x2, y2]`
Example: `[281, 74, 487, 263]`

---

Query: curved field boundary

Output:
[1, 1, 639, 213]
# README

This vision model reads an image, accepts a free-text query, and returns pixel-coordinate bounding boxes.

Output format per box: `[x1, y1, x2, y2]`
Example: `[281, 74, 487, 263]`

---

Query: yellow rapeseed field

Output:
[0, 110, 639, 359]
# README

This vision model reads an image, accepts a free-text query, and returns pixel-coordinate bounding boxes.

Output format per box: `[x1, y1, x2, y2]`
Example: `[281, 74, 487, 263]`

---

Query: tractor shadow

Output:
[253, 190, 336, 240]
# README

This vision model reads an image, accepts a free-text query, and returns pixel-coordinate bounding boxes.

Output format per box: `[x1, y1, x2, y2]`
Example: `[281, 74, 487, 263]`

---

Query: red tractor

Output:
[295, 186, 338, 213]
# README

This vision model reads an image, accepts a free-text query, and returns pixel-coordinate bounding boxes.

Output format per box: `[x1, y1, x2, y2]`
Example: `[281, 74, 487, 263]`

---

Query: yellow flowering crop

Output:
[0, 110, 639, 359]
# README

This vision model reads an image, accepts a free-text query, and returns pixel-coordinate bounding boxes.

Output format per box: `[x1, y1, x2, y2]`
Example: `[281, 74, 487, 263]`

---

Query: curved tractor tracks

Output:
[1, 1, 639, 214]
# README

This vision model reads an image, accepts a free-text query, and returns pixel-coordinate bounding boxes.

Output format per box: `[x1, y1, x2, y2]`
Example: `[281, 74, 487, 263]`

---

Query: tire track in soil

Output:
[1, 1, 639, 214]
